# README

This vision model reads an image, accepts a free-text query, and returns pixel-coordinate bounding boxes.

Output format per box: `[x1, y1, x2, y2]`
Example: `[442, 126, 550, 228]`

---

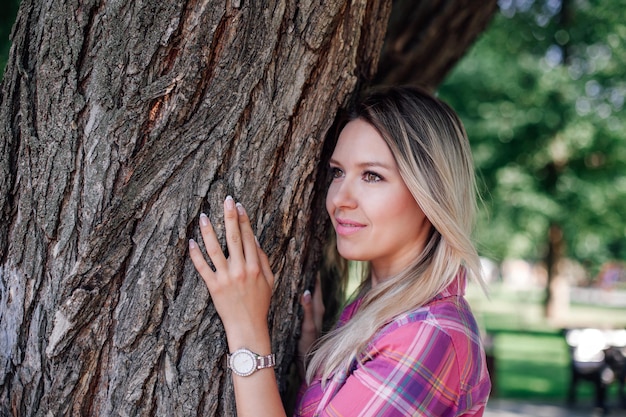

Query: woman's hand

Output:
[189, 196, 274, 345]
[190, 197, 286, 417]
[298, 274, 325, 376]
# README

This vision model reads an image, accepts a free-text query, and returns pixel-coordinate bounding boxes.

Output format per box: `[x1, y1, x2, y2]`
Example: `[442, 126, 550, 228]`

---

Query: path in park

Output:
[485, 399, 626, 417]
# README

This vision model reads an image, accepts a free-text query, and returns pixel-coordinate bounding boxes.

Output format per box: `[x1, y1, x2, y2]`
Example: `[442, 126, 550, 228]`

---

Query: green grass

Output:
[491, 330, 624, 403]
[466, 282, 626, 403]
[492, 331, 569, 399]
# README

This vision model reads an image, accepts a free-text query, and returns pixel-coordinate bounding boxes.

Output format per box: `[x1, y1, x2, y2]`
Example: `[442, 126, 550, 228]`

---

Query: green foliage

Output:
[0, 0, 20, 79]
[439, 0, 626, 274]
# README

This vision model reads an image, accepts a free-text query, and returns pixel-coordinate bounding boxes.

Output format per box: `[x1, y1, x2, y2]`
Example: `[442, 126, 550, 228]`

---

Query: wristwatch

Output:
[227, 348, 276, 377]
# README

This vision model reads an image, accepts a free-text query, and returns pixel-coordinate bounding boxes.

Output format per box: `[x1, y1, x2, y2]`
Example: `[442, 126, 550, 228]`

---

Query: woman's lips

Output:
[334, 217, 366, 236]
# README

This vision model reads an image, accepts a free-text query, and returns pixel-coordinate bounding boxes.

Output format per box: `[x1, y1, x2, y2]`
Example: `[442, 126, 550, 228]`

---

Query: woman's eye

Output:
[363, 171, 382, 183]
[330, 167, 343, 179]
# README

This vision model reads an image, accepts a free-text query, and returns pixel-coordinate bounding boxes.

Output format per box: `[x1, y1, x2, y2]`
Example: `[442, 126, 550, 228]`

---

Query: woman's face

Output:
[326, 118, 432, 283]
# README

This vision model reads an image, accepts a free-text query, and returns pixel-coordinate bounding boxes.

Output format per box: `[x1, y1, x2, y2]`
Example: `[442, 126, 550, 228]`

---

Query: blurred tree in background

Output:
[440, 0, 626, 300]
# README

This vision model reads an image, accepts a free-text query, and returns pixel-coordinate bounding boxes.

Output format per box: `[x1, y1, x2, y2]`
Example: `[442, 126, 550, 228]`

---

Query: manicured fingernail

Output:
[189, 239, 197, 249]
[199, 213, 209, 227]
[225, 195, 234, 209]
[236, 202, 245, 216]
[254, 236, 260, 247]
[303, 290, 311, 304]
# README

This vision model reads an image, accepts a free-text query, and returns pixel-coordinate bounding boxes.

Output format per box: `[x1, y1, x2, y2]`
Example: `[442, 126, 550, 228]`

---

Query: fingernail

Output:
[189, 239, 197, 249]
[199, 213, 209, 227]
[225, 195, 234, 209]
[236, 202, 245, 216]
[303, 290, 311, 304]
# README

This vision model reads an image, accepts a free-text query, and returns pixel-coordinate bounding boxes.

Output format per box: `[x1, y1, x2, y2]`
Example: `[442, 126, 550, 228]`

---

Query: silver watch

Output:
[227, 348, 276, 377]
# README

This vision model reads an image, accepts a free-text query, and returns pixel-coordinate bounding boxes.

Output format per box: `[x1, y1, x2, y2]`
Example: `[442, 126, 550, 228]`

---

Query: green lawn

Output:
[492, 331, 569, 399]
[466, 282, 626, 403]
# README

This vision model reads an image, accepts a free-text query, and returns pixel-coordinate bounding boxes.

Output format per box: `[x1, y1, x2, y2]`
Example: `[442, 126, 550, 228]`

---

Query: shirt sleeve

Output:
[319, 320, 464, 417]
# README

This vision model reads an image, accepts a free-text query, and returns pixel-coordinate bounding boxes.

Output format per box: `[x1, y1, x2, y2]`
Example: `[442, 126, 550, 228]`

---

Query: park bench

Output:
[564, 328, 626, 415]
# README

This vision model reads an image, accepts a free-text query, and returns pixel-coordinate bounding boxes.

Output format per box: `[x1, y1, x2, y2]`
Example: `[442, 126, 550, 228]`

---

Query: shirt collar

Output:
[432, 269, 467, 301]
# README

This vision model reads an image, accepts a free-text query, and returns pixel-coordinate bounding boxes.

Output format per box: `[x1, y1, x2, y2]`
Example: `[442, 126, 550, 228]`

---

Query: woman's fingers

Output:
[300, 291, 317, 333]
[189, 239, 216, 287]
[193, 197, 269, 285]
[298, 290, 317, 360]
[312, 274, 325, 331]
[199, 212, 228, 271]
[298, 274, 325, 359]
[223, 196, 245, 268]
[235, 202, 261, 273]
[189, 197, 275, 335]
[257, 244, 275, 289]
[301, 275, 324, 334]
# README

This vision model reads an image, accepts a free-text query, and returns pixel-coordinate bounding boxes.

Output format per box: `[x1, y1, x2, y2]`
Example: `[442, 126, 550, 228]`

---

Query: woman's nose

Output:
[329, 179, 357, 209]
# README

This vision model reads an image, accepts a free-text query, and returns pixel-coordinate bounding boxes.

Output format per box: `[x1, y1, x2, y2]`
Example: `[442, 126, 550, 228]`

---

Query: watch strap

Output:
[256, 352, 276, 370]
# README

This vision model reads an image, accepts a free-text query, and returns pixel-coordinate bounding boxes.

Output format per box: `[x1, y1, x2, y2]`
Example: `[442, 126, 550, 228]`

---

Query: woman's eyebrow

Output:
[358, 161, 393, 170]
[329, 158, 392, 170]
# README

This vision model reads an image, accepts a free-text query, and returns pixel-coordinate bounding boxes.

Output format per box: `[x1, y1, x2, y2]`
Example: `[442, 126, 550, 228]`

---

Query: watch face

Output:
[231, 350, 256, 376]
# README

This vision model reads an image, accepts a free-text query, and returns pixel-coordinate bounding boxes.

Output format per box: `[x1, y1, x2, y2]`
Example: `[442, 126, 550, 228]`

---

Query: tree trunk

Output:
[543, 0, 573, 322]
[544, 223, 569, 321]
[375, 0, 498, 90]
[0, 0, 496, 416]
[0, 1, 390, 415]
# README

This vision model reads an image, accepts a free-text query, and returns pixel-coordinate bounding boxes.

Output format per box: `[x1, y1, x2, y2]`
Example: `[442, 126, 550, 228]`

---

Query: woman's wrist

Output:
[224, 323, 272, 355]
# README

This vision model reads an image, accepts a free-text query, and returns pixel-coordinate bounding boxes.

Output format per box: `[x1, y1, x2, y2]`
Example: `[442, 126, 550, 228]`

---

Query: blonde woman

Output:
[189, 86, 491, 416]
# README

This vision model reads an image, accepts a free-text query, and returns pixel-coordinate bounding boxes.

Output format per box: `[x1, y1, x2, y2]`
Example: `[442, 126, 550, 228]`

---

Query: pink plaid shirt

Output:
[294, 272, 491, 417]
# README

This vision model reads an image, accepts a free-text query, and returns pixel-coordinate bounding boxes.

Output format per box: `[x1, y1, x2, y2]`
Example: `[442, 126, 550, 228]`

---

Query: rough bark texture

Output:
[0, 0, 496, 416]
[0, 1, 390, 415]
[376, 0, 498, 90]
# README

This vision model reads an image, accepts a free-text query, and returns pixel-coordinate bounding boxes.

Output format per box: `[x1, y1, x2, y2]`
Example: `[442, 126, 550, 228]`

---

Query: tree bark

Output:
[376, 0, 498, 90]
[0, 1, 390, 415]
[0, 0, 496, 416]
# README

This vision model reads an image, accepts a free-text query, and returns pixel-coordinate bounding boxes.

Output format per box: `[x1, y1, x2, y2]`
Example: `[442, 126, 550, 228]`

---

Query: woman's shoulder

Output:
[359, 295, 489, 391]
[363, 294, 486, 374]
[379, 294, 479, 339]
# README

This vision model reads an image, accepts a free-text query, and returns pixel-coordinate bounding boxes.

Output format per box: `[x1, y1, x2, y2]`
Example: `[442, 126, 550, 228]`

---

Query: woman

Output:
[189, 86, 491, 416]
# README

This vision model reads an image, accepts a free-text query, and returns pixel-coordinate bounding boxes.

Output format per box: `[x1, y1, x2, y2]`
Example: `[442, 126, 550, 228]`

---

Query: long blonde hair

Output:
[306, 86, 486, 384]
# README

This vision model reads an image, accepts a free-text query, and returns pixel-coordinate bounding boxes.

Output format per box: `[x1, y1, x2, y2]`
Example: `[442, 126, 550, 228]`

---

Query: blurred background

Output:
[1, 0, 625, 416]
[0, 0, 18, 77]
[438, 0, 626, 416]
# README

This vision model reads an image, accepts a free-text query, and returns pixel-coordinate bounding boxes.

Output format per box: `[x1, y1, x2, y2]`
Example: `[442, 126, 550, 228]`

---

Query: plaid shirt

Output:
[294, 273, 491, 417]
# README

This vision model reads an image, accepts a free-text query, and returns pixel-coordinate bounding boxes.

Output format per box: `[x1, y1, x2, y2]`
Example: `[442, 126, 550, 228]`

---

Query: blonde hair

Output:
[306, 86, 486, 384]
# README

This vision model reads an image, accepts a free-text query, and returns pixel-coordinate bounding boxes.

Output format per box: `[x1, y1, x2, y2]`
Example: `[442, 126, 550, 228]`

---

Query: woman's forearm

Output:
[225, 326, 287, 417]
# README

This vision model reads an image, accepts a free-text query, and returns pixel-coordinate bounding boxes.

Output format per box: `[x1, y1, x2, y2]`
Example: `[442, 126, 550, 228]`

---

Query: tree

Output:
[0, 0, 496, 415]
[440, 0, 626, 318]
